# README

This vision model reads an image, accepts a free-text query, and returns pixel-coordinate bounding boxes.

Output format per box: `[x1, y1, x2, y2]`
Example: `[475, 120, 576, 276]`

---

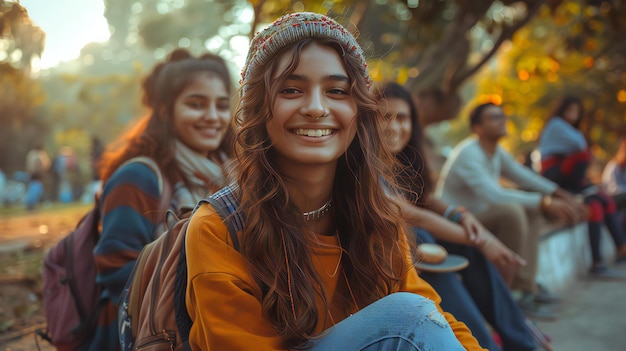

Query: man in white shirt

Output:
[435, 103, 583, 318]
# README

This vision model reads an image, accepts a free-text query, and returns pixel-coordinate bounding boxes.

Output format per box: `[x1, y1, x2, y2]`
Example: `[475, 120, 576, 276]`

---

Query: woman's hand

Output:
[457, 212, 488, 247]
[541, 195, 584, 224]
[458, 212, 526, 284]
[476, 232, 526, 287]
[478, 234, 526, 267]
[552, 189, 588, 223]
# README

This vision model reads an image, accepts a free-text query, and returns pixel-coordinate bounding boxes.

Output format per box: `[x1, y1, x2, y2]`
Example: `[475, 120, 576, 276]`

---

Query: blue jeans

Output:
[415, 229, 536, 351]
[24, 179, 44, 210]
[306, 292, 465, 351]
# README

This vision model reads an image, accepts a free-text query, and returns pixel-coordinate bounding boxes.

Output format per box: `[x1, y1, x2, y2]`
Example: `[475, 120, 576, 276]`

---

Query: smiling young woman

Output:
[184, 12, 485, 351]
[378, 82, 539, 351]
[172, 71, 232, 157]
[267, 42, 358, 169]
[86, 49, 235, 351]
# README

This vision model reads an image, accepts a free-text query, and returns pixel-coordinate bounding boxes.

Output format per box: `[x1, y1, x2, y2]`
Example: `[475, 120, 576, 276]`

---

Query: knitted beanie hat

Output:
[240, 12, 370, 90]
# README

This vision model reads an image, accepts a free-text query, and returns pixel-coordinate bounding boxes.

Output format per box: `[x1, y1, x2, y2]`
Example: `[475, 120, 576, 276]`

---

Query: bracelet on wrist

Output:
[540, 195, 552, 210]
[444, 205, 467, 223]
[451, 211, 463, 223]
[443, 205, 456, 219]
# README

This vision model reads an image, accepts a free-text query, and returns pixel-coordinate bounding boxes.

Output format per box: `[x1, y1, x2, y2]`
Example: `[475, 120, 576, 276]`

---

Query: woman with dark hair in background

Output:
[539, 95, 626, 277]
[379, 82, 542, 351]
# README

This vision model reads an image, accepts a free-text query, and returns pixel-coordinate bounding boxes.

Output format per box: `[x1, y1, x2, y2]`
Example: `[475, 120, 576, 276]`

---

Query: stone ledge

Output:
[536, 222, 616, 294]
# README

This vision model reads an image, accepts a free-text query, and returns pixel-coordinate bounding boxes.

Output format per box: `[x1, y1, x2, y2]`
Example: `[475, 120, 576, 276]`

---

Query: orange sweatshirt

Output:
[186, 203, 485, 351]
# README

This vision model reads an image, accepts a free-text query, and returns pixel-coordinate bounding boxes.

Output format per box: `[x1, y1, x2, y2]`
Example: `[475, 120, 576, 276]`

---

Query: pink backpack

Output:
[37, 157, 170, 350]
[38, 204, 102, 350]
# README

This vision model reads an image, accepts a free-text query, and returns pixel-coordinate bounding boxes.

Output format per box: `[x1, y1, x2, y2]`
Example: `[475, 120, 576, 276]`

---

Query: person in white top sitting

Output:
[435, 102, 584, 319]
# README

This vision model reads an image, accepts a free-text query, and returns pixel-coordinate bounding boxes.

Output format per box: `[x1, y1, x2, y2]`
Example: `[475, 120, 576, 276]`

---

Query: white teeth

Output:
[294, 129, 332, 137]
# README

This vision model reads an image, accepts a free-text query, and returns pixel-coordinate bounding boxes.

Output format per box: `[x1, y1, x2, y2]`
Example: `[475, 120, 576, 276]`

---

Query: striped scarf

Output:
[173, 140, 230, 214]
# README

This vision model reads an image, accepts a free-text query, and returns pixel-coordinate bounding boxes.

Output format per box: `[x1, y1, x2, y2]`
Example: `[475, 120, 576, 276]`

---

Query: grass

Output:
[0, 249, 43, 280]
[0, 201, 95, 341]
[0, 201, 92, 281]
[0, 202, 91, 217]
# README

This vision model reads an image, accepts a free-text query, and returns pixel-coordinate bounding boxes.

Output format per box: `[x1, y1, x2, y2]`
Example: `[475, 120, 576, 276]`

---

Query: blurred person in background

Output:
[0, 169, 6, 204]
[24, 143, 51, 210]
[436, 102, 585, 319]
[539, 96, 626, 277]
[50, 146, 79, 203]
[378, 82, 542, 351]
[81, 136, 105, 203]
[602, 135, 626, 230]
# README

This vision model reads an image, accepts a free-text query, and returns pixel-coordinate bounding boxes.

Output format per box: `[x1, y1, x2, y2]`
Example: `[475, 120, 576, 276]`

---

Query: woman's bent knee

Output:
[308, 293, 465, 351]
[372, 293, 440, 319]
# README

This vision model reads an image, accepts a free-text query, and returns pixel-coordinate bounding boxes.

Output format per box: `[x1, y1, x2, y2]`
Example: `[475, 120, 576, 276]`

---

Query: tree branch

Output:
[448, 0, 543, 91]
[405, 1, 493, 88]
[249, 0, 266, 41]
[348, 0, 370, 29]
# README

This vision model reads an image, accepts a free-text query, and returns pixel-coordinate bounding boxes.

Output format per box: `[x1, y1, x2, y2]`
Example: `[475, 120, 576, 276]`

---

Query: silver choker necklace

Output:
[303, 199, 333, 221]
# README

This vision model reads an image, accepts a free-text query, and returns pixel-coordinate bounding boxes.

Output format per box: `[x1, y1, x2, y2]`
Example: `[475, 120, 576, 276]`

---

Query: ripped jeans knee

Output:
[306, 292, 466, 351]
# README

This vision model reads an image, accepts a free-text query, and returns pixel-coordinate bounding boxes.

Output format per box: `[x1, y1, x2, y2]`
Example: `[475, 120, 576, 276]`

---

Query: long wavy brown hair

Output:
[98, 48, 234, 186]
[234, 38, 415, 348]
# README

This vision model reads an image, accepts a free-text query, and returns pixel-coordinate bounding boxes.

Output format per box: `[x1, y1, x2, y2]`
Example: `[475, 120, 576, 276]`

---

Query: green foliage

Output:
[138, 0, 232, 50]
[39, 68, 147, 163]
[5, 0, 624, 177]
[248, 0, 545, 124]
[0, 0, 45, 71]
[0, 63, 47, 173]
[443, 0, 626, 167]
[0, 2, 48, 173]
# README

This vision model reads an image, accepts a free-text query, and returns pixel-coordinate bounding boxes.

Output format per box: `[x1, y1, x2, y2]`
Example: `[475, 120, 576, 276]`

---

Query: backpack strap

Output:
[126, 237, 156, 341]
[175, 221, 192, 351]
[122, 156, 172, 212]
[198, 183, 243, 250]
[173, 184, 243, 350]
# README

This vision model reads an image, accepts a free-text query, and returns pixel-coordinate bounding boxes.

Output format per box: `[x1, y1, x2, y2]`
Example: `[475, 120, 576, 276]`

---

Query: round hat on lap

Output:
[414, 243, 469, 273]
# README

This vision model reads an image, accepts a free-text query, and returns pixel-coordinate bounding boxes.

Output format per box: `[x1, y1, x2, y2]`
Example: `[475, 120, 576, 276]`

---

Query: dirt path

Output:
[0, 205, 89, 245]
[0, 204, 90, 350]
